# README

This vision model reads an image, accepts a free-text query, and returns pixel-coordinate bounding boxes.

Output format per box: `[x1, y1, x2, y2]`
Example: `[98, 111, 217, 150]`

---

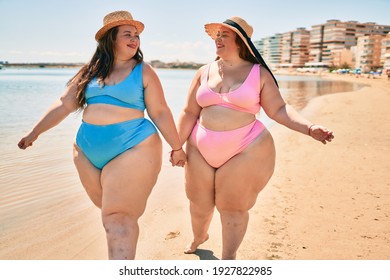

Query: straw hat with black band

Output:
[95, 11, 144, 41]
[205, 16, 278, 87]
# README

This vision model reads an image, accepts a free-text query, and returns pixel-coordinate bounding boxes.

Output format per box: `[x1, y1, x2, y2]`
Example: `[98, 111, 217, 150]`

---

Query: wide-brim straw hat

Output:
[204, 16, 256, 58]
[205, 16, 279, 88]
[95, 10, 144, 41]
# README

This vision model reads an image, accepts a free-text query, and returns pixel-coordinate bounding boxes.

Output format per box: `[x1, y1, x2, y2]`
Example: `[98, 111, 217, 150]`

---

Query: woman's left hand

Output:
[309, 125, 334, 144]
[169, 149, 187, 167]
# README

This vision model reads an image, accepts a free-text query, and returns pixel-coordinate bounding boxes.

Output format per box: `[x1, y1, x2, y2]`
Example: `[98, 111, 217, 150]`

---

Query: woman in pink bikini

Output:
[175, 16, 334, 259]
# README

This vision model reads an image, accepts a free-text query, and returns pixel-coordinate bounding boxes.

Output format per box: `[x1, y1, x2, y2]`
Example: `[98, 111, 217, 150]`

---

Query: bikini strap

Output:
[241, 63, 261, 93]
[254, 64, 261, 93]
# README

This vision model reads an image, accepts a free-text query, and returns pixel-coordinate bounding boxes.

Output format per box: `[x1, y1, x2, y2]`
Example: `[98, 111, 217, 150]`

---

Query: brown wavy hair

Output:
[69, 26, 144, 109]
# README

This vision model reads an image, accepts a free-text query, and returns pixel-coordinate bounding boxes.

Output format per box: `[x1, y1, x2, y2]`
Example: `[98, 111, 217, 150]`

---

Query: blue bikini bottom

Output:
[75, 118, 157, 169]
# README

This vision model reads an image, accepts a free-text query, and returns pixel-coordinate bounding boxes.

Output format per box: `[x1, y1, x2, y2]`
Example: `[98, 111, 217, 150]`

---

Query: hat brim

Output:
[204, 22, 256, 59]
[95, 19, 145, 41]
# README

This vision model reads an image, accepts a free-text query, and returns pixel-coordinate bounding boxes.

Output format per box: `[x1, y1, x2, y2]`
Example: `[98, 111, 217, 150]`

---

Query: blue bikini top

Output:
[85, 62, 145, 111]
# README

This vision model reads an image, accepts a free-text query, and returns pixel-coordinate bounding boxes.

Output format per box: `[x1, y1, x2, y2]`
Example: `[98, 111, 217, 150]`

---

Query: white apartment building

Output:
[382, 33, 390, 70]
[280, 28, 310, 68]
[254, 19, 390, 70]
[355, 35, 384, 71]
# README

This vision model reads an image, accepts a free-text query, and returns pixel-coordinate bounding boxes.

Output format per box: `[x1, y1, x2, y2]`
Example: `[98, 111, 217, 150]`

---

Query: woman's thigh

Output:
[215, 129, 276, 211]
[100, 133, 162, 217]
[185, 139, 216, 208]
[73, 143, 102, 207]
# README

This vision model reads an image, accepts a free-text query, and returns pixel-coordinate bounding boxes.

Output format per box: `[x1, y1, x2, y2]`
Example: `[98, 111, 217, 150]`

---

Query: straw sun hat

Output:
[95, 11, 144, 41]
[205, 16, 256, 58]
[205, 16, 279, 87]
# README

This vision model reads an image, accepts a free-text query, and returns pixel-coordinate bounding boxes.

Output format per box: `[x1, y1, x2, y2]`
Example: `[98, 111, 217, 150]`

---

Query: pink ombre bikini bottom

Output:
[191, 119, 265, 168]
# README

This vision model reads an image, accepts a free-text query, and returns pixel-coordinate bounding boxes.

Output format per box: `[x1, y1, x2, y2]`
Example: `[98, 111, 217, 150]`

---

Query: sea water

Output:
[0, 67, 363, 150]
[0, 67, 363, 234]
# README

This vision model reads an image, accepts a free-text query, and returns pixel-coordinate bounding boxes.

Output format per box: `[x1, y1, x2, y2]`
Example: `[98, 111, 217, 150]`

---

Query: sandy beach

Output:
[1, 73, 389, 260]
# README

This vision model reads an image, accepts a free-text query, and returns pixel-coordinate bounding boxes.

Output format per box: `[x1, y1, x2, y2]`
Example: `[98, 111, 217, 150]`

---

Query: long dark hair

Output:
[69, 26, 144, 109]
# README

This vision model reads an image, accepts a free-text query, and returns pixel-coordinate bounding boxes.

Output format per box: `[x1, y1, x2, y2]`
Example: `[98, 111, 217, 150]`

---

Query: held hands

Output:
[308, 124, 334, 144]
[169, 147, 187, 167]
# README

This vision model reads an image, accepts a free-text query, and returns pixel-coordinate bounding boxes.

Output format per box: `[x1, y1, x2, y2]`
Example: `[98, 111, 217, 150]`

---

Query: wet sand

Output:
[1, 74, 389, 260]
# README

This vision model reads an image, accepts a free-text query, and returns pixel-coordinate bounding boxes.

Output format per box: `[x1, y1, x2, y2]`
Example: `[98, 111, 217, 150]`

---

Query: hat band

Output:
[223, 19, 278, 87]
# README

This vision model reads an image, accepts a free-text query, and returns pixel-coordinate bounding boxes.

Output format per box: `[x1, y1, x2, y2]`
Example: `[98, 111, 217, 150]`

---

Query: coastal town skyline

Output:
[1, 0, 389, 64]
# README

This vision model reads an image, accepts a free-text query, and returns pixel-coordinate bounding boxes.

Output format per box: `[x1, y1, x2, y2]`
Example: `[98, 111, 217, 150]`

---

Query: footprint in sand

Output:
[165, 230, 180, 240]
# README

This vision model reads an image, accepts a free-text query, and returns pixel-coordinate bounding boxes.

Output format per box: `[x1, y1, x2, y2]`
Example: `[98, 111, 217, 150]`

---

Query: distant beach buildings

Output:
[254, 19, 390, 72]
[2, 19, 390, 72]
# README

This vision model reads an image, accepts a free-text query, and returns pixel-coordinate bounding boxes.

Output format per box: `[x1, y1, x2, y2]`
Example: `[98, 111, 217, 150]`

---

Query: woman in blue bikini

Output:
[17, 10, 186, 259]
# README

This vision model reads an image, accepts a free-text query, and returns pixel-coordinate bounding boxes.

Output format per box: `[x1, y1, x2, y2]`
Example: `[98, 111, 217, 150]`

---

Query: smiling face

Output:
[214, 26, 239, 58]
[114, 25, 140, 60]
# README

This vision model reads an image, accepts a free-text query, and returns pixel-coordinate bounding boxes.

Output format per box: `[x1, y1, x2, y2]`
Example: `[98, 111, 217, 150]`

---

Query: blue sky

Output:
[1, 0, 389, 64]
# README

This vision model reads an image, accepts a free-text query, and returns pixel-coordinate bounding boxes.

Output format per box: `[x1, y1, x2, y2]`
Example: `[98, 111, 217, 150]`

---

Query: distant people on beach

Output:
[18, 10, 186, 260]
[176, 16, 334, 259]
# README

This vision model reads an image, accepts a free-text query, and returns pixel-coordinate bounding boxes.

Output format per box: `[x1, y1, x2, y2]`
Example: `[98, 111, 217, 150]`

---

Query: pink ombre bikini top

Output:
[196, 63, 261, 114]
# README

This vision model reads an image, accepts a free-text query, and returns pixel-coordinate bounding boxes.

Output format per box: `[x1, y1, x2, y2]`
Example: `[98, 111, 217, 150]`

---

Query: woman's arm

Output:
[176, 67, 203, 145]
[260, 68, 334, 144]
[18, 81, 80, 149]
[143, 63, 186, 165]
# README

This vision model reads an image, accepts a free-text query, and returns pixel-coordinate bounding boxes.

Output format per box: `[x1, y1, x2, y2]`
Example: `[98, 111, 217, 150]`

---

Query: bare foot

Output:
[183, 234, 209, 254]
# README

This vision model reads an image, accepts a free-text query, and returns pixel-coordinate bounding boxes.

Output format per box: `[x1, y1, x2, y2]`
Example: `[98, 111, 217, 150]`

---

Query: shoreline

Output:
[0, 61, 204, 70]
[245, 75, 390, 260]
[1, 74, 389, 260]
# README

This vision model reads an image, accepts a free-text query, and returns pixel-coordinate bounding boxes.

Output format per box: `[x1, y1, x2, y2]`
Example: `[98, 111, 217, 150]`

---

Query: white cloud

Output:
[144, 40, 214, 63]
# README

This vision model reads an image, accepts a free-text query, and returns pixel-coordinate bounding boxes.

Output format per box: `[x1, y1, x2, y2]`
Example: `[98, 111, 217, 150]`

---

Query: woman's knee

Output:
[216, 202, 250, 225]
[102, 212, 138, 235]
[190, 200, 215, 217]
[216, 204, 247, 216]
[215, 195, 255, 214]
[217, 207, 249, 224]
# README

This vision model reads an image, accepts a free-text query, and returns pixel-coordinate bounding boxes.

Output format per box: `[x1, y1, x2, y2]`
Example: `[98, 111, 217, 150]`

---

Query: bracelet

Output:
[308, 124, 316, 136]
[170, 147, 183, 157]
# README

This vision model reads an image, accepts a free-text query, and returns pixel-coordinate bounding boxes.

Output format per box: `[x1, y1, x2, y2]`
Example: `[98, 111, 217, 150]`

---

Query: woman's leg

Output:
[184, 140, 216, 253]
[215, 130, 276, 259]
[100, 134, 162, 260]
[73, 143, 102, 208]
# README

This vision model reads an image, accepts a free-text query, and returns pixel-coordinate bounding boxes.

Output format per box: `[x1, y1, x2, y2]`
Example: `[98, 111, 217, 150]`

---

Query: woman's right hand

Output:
[309, 124, 334, 144]
[18, 131, 38, 150]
